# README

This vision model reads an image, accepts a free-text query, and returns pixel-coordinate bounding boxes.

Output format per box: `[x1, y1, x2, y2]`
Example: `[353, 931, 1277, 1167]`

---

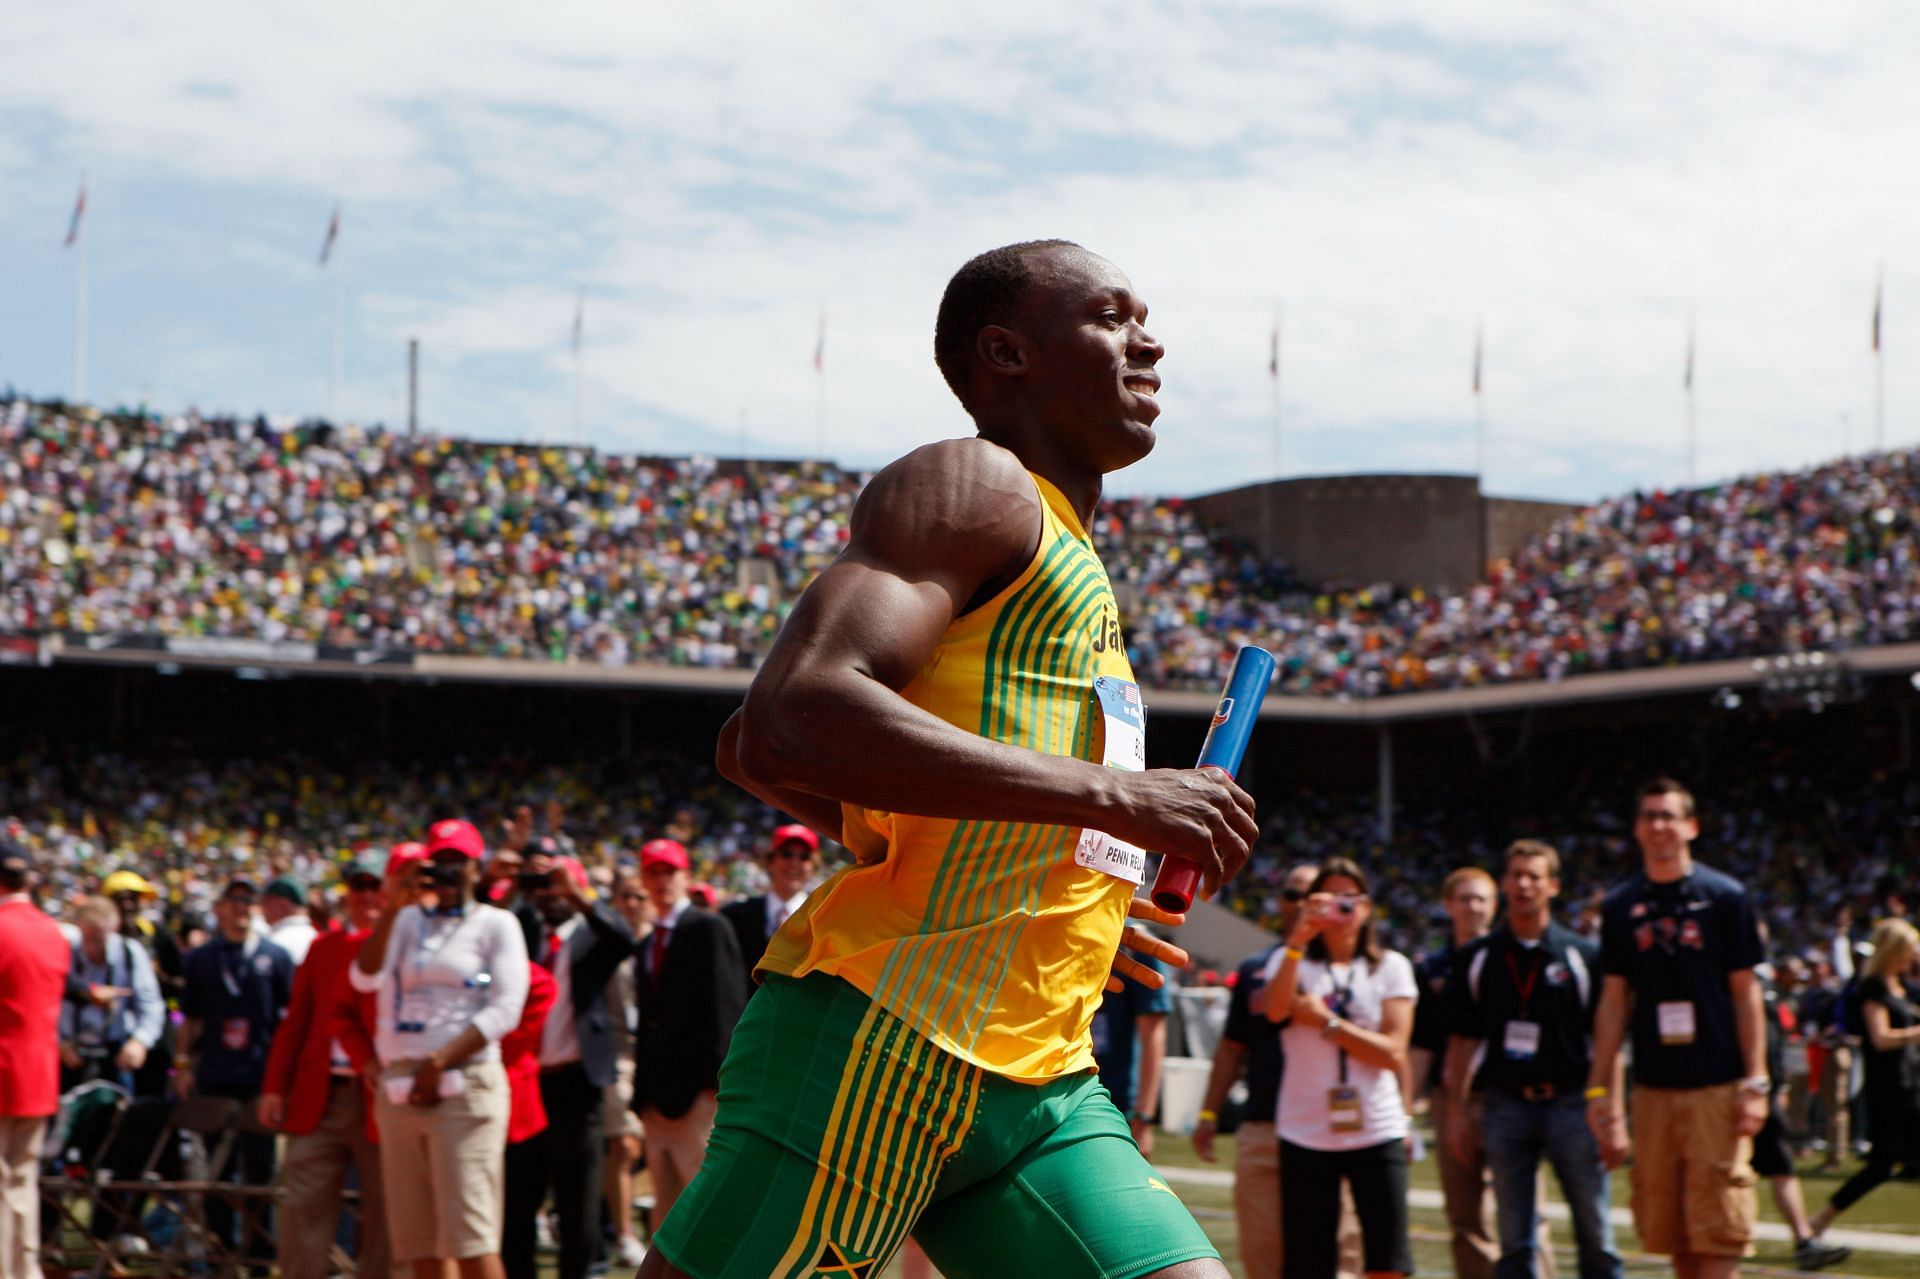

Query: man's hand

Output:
[1733, 1089, 1768, 1138]
[552, 865, 586, 907]
[504, 804, 534, 852]
[1586, 1098, 1629, 1169]
[410, 1059, 445, 1107]
[115, 1040, 148, 1073]
[257, 1094, 285, 1129]
[384, 863, 422, 914]
[171, 1067, 194, 1100]
[86, 984, 132, 1009]
[1109, 768, 1258, 901]
[1108, 900, 1189, 993]
[1191, 1114, 1218, 1162]
[1129, 1115, 1156, 1158]
[59, 1041, 82, 1070]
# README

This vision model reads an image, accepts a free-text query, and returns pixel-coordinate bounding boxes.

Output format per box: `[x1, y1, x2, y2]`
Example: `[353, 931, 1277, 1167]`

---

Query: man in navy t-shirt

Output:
[1586, 779, 1768, 1279]
[180, 876, 295, 1266]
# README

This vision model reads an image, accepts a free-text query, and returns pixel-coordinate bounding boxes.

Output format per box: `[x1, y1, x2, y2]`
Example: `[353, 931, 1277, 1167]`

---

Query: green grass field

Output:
[868, 1127, 1920, 1279]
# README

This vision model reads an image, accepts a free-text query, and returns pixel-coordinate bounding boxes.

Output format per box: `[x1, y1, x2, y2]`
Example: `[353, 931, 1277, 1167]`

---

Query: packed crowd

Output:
[6, 399, 1920, 697]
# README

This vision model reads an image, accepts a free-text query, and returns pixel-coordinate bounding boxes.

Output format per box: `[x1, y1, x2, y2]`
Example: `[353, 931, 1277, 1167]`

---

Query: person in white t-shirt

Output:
[1263, 856, 1416, 1279]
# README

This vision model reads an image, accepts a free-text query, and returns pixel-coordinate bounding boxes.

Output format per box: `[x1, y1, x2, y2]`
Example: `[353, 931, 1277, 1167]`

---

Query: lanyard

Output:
[221, 935, 259, 1000]
[1327, 961, 1360, 1085]
[1505, 945, 1543, 1017]
[396, 909, 476, 1029]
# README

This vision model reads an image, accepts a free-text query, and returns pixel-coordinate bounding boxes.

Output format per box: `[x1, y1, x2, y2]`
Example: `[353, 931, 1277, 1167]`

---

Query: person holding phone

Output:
[1263, 856, 1417, 1279]
[352, 819, 529, 1279]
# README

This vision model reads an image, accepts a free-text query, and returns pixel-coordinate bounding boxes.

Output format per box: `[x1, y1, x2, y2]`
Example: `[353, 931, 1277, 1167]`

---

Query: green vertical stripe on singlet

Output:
[935, 559, 1110, 1042]
[887, 541, 1108, 1033]
[960, 609, 1108, 1052]
[870, 532, 1098, 1018]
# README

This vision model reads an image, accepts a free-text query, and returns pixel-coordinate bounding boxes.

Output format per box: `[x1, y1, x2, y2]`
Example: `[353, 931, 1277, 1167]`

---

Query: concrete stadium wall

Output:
[1187, 474, 1578, 591]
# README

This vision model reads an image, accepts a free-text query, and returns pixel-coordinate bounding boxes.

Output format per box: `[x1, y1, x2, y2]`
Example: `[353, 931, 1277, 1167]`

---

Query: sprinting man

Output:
[641, 240, 1258, 1279]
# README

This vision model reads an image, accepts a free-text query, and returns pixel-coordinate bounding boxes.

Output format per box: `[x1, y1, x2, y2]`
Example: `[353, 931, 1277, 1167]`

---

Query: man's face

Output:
[80, 917, 111, 956]
[1634, 791, 1697, 862]
[1009, 248, 1164, 474]
[642, 863, 689, 915]
[346, 876, 383, 930]
[1501, 856, 1559, 918]
[488, 850, 523, 884]
[215, 891, 256, 938]
[531, 869, 576, 926]
[766, 841, 817, 900]
[261, 895, 293, 924]
[613, 879, 653, 931]
[112, 892, 142, 928]
[1447, 876, 1496, 938]
[1278, 866, 1317, 933]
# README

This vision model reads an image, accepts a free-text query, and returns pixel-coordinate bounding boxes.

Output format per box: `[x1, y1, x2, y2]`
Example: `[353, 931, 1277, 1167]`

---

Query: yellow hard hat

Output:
[101, 870, 159, 898]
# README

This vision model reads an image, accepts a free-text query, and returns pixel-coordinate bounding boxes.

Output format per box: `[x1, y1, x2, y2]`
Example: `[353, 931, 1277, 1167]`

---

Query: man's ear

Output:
[977, 325, 1029, 379]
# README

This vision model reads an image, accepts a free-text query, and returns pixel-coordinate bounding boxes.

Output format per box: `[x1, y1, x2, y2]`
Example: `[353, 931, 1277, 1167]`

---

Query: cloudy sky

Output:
[2, 2, 1913, 500]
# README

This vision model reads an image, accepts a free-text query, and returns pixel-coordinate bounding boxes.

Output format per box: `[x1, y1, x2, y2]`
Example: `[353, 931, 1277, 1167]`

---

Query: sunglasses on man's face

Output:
[1281, 888, 1309, 903]
[617, 891, 647, 903]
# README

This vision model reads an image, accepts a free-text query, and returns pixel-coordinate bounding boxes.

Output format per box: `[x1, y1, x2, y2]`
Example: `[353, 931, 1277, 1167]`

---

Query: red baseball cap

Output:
[770, 823, 820, 853]
[639, 838, 690, 872]
[425, 819, 485, 860]
[386, 841, 428, 877]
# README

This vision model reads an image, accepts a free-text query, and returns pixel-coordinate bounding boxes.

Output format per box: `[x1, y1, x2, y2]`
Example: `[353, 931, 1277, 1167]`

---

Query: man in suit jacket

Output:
[259, 851, 391, 1279]
[0, 840, 71, 1279]
[721, 824, 821, 969]
[503, 854, 635, 1279]
[631, 838, 748, 1221]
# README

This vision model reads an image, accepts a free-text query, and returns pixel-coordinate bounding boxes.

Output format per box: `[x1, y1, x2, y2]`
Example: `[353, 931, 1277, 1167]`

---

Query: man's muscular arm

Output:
[721, 438, 1257, 895]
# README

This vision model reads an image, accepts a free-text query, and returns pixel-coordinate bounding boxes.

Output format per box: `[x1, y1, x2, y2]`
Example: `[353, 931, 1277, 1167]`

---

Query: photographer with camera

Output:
[1263, 857, 1417, 1279]
[352, 819, 529, 1279]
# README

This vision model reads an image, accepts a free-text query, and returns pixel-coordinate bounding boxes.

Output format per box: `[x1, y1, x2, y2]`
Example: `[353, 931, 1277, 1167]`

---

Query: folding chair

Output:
[87, 1095, 256, 1278]
[36, 1081, 129, 1276]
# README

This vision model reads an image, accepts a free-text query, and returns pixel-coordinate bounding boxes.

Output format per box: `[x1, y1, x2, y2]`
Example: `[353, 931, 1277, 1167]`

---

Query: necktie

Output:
[543, 929, 563, 970]
[772, 900, 789, 933]
[649, 926, 672, 986]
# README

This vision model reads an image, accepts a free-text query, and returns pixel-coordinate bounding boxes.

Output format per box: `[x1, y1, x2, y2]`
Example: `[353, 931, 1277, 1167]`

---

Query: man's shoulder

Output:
[1599, 872, 1649, 913]
[1546, 922, 1598, 960]
[856, 440, 1041, 554]
[720, 896, 763, 924]
[1688, 862, 1748, 899]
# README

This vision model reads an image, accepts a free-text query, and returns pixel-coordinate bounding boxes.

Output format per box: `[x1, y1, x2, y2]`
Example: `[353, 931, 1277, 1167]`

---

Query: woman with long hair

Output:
[1263, 856, 1416, 1279]
[1807, 917, 1920, 1239]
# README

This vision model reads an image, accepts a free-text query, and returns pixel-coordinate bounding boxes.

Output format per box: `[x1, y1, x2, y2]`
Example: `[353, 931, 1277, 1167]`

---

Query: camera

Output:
[1336, 898, 1357, 916]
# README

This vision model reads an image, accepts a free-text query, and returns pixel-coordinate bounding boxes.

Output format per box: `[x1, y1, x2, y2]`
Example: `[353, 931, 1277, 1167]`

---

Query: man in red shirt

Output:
[0, 838, 71, 1279]
[259, 851, 391, 1279]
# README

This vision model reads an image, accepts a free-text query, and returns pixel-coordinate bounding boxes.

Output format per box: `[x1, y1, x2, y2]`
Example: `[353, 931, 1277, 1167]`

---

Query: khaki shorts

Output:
[375, 1059, 511, 1263]
[1630, 1083, 1756, 1258]
[602, 1056, 642, 1140]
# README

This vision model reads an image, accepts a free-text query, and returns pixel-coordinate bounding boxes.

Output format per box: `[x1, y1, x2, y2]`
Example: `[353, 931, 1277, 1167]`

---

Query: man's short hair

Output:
[1637, 776, 1697, 819]
[933, 240, 1083, 406]
[0, 837, 30, 892]
[1503, 839, 1561, 879]
[76, 896, 119, 930]
[1442, 866, 1496, 901]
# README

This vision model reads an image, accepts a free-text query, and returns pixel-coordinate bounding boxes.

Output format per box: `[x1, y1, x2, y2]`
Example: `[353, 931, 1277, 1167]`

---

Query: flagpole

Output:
[74, 216, 89, 405]
[328, 264, 343, 423]
[573, 288, 586, 446]
[1685, 313, 1696, 485]
[1876, 264, 1886, 452]
[814, 305, 826, 462]
[1473, 318, 1485, 481]
[1270, 302, 1283, 477]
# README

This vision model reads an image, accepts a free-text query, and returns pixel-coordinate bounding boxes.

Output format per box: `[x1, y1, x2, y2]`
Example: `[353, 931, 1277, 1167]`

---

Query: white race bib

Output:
[1503, 1019, 1541, 1060]
[1074, 676, 1148, 885]
[1657, 1000, 1697, 1046]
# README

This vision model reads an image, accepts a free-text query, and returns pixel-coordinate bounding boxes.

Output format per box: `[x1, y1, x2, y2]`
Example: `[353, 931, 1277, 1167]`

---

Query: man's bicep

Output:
[774, 555, 968, 692]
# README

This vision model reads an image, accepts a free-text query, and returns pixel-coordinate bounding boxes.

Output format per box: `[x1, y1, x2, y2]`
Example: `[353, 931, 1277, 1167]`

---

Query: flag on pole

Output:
[318, 204, 341, 266]
[814, 309, 826, 373]
[1872, 272, 1882, 353]
[572, 290, 585, 357]
[1684, 323, 1694, 391]
[63, 180, 87, 248]
[1471, 322, 1482, 395]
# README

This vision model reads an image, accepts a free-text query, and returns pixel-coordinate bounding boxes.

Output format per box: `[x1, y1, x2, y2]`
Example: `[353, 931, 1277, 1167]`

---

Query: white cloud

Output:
[2, 1, 1917, 500]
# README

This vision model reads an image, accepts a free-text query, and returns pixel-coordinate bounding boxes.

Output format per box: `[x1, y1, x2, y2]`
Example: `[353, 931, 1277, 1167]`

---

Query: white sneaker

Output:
[112, 1233, 151, 1256]
[536, 1214, 557, 1253]
[615, 1235, 648, 1266]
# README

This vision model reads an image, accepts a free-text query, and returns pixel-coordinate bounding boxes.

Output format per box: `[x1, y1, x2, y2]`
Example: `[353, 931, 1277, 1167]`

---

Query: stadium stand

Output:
[6, 398, 1919, 698]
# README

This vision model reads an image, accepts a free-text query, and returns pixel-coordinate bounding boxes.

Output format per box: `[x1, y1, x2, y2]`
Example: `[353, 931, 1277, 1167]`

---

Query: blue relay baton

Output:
[1149, 645, 1275, 912]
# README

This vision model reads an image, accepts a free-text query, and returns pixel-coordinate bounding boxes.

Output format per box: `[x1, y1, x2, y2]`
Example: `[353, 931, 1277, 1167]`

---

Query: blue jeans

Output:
[1482, 1090, 1622, 1279]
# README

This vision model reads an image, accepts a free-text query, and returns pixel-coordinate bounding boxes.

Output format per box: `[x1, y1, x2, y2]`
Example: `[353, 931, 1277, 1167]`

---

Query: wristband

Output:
[1583, 1086, 1610, 1101]
[1321, 1016, 1343, 1040]
[1197, 1109, 1219, 1124]
[1737, 1076, 1771, 1096]
[1283, 947, 1305, 960]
